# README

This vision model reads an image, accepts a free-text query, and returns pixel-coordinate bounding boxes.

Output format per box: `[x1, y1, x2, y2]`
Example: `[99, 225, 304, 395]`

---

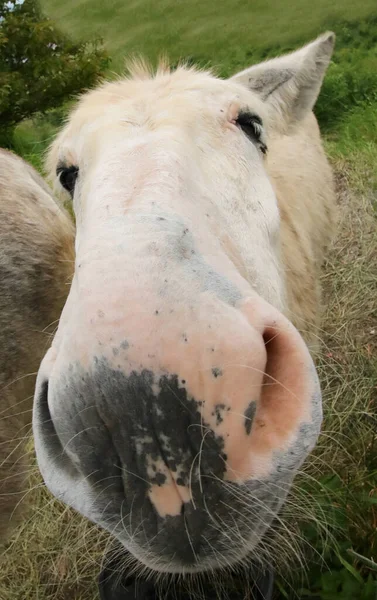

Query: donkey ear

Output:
[231, 32, 335, 128]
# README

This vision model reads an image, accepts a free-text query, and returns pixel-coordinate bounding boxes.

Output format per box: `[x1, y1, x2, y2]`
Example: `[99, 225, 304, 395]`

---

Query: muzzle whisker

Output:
[1, 371, 38, 392]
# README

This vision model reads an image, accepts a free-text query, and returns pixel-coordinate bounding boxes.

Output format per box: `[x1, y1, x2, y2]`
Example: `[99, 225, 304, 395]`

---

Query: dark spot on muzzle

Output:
[211, 367, 223, 378]
[211, 403, 229, 426]
[244, 401, 257, 435]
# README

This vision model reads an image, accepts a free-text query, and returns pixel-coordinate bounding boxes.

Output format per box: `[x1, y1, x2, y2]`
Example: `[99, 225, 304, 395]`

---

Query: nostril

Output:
[34, 379, 79, 477]
[35, 380, 61, 454]
[262, 324, 306, 401]
[257, 321, 314, 443]
[262, 327, 285, 394]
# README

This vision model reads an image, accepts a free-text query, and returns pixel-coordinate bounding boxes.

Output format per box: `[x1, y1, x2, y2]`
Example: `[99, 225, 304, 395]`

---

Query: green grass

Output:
[5, 1, 377, 598]
[38, 0, 377, 74]
[326, 103, 377, 197]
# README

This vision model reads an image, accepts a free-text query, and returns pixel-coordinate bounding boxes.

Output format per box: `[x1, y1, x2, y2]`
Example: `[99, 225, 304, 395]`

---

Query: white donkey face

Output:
[33, 33, 334, 573]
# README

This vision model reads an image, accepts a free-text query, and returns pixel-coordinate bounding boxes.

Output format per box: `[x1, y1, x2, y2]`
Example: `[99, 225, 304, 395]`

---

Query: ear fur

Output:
[231, 32, 335, 129]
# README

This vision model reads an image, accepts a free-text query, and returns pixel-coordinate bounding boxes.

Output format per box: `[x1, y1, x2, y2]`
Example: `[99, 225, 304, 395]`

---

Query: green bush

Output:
[316, 51, 377, 131]
[0, 0, 110, 146]
[314, 16, 377, 130]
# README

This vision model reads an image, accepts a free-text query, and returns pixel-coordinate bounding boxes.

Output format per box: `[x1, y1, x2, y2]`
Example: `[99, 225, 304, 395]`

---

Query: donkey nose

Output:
[33, 291, 321, 569]
[224, 295, 321, 481]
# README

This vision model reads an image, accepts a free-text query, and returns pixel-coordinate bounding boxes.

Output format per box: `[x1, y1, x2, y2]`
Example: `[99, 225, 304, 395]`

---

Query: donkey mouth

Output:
[33, 370, 279, 573]
[98, 547, 276, 600]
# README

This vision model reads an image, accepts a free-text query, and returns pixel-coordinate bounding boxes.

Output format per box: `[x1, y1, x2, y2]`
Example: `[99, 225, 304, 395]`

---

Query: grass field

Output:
[40, 0, 377, 74]
[3, 0, 377, 598]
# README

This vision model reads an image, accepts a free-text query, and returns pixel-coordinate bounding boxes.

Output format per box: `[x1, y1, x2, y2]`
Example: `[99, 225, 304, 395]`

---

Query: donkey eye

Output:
[236, 112, 267, 155]
[56, 165, 79, 197]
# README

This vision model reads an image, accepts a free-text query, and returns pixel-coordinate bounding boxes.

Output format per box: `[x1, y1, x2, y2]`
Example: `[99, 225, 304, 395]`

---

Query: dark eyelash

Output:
[236, 112, 267, 154]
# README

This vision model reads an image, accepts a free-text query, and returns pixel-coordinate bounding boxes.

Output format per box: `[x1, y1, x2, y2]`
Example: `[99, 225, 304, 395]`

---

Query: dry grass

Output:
[0, 161, 376, 598]
[279, 162, 377, 594]
[0, 453, 108, 599]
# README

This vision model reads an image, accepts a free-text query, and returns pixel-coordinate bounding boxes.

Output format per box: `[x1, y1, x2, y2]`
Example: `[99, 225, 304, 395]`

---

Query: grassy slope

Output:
[39, 0, 377, 73]
[3, 1, 377, 599]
